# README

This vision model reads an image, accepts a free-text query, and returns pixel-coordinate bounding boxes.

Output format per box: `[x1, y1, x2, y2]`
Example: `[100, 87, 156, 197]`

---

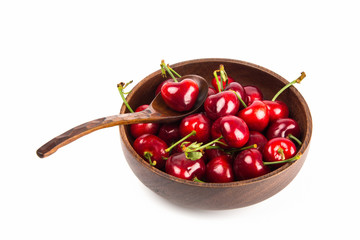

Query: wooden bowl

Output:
[119, 58, 312, 210]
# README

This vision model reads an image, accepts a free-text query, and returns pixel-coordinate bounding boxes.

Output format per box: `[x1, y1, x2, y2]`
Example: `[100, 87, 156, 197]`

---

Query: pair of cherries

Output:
[120, 61, 305, 182]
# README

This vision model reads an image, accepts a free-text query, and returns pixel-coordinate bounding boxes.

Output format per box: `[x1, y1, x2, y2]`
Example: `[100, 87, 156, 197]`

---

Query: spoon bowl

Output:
[36, 74, 208, 158]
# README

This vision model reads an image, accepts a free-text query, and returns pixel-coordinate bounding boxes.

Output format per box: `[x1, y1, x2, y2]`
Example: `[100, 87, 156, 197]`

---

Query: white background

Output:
[1, 0, 359, 239]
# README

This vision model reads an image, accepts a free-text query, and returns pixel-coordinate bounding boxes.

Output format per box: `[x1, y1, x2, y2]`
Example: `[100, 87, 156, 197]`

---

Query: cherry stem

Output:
[144, 152, 156, 166]
[230, 90, 247, 108]
[167, 64, 181, 78]
[160, 60, 178, 82]
[213, 70, 222, 92]
[117, 81, 134, 113]
[226, 144, 257, 154]
[165, 130, 196, 153]
[287, 134, 302, 145]
[271, 72, 306, 101]
[189, 136, 224, 152]
[263, 153, 302, 165]
[193, 177, 204, 183]
[219, 64, 228, 91]
[277, 148, 285, 160]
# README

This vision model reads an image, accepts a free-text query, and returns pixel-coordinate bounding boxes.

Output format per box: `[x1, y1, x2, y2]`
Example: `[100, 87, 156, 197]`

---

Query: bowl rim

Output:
[119, 58, 312, 188]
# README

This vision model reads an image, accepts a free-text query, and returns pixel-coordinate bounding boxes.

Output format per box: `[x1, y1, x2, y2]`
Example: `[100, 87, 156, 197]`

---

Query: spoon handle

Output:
[36, 110, 154, 158]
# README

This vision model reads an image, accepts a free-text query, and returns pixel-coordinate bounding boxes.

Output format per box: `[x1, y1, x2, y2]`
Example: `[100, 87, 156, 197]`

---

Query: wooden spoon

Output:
[37, 75, 208, 158]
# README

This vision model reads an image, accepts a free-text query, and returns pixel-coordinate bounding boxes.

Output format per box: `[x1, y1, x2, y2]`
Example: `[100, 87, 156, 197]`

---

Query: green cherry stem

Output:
[288, 134, 302, 145]
[144, 152, 156, 166]
[219, 64, 228, 91]
[277, 148, 285, 161]
[160, 60, 178, 82]
[272, 72, 306, 101]
[189, 136, 224, 152]
[167, 64, 181, 78]
[225, 144, 257, 154]
[263, 153, 302, 165]
[213, 70, 222, 92]
[117, 81, 134, 113]
[193, 177, 204, 183]
[230, 90, 247, 108]
[165, 130, 197, 153]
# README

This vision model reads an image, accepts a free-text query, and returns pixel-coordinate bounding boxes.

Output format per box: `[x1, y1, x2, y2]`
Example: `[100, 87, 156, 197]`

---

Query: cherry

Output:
[204, 144, 232, 164]
[211, 64, 234, 92]
[161, 78, 199, 112]
[165, 152, 206, 181]
[224, 82, 248, 109]
[130, 105, 160, 138]
[205, 156, 234, 183]
[266, 118, 301, 143]
[208, 87, 217, 96]
[155, 79, 173, 96]
[237, 100, 270, 132]
[210, 116, 229, 147]
[263, 100, 289, 123]
[211, 76, 235, 92]
[204, 91, 240, 120]
[220, 115, 249, 148]
[244, 85, 263, 106]
[179, 113, 211, 143]
[263, 72, 306, 123]
[160, 61, 199, 112]
[262, 137, 297, 166]
[157, 123, 181, 145]
[233, 149, 270, 180]
[244, 131, 268, 153]
[133, 134, 169, 170]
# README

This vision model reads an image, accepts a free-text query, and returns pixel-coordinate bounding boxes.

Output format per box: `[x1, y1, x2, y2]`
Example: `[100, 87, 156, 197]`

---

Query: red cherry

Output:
[133, 134, 168, 170]
[155, 79, 173, 96]
[220, 115, 249, 148]
[208, 87, 217, 96]
[157, 123, 181, 145]
[179, 113, 211, 143]
[211, 76, 234, 92]
[266, 118, 301, 140]
[263, 100, 289, 123]
[130, 105, 160, 138]
[165, 152, 206, 181]
[204, 144, 232, 164]
[244, 85, 263, 106]
[161, 78, 199, 112]
[224, 82, 248, 109]
[204, 91, 240, 120]
[205, 156, 234, 183]
[244, 131, 268, 153]
[233, 149, 270, 180]
[263, 137, 296, 165]
[237, 100, 270, 132]
[210, 116, 228, 147]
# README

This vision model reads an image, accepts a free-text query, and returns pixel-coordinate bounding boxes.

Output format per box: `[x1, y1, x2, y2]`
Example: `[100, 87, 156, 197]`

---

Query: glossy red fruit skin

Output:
[179, 113, 211, 143]
[130, 105, 160, 138]
[165, 152, 206, 181]
[224, 82, 248, 109]
[266, 118, 301, 140]
[157, 123, 181, 145]
[208, 87, 217, 96]
[204, 91, 240, 120]
[263, 137, 296, 164]
[211, 76, 234, 92]
[205, 156, 234, 183]
[155, 79, 173, 96]
[244, 131, 268, 153]
[233, 149, 270, 180]
[133, 134, 168, 170]
[161, 78, 199, 112]
[220, 115, 249, 148]
[210, 116, 228, 147]
[204, 145, 232, 164]
[237, 100, 270, 132]
[244, 85, 263, 106]
[263, 100, 289, 123]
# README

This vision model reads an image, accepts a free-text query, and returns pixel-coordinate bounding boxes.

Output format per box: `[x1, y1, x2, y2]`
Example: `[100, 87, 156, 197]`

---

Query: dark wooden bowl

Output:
[119, 58, 312, 210]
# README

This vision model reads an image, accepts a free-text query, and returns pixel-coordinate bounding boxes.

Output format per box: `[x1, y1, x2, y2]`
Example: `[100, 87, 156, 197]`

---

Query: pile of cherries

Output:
[119, 61, 306, 183]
